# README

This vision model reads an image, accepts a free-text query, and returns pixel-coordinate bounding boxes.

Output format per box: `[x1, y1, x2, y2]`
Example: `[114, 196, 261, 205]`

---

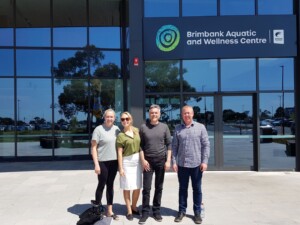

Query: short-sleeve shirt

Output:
[92, 124, 120, 162]
[116, 127, 141, 157]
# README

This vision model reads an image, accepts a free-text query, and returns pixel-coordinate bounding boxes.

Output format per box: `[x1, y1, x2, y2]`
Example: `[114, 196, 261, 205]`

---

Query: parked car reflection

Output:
[260, 120, 278, 135]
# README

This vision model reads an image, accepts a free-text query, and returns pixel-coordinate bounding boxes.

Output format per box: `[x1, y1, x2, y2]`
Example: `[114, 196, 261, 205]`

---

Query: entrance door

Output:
[184, 94, 255, 170]
[221, 95, 254, 169]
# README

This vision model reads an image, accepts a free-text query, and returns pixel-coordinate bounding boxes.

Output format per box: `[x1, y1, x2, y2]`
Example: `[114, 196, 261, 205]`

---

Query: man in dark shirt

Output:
[138, 104, 172, 224]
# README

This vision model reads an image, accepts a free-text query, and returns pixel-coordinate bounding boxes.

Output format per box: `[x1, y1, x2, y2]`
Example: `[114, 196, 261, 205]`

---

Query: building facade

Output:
[0, 0, 299, 171]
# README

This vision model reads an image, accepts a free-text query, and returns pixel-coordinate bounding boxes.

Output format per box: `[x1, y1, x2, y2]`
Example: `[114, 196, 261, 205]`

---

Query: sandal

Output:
[107, 214, 119, 220]
[126, 214, 133, 221]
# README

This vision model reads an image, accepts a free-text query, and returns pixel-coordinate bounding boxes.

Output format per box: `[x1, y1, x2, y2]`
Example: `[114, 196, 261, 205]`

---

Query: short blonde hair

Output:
[103, 108, 116, 118]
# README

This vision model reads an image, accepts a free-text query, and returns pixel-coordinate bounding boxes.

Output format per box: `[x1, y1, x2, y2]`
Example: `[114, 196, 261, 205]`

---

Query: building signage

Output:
[143, 16, 297, 60]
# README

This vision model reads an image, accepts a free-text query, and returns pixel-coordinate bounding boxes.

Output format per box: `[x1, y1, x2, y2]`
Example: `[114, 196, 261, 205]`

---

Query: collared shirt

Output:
[116, 127, 141, 157]
[172, 121, 210, 168]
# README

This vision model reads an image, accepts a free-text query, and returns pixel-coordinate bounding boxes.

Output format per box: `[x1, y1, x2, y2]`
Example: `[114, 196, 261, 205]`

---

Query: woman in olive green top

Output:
[116, 112, 142, 221]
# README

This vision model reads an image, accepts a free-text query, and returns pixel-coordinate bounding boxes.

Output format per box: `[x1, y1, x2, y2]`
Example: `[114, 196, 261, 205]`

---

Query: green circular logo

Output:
[156, 25, 180, 52]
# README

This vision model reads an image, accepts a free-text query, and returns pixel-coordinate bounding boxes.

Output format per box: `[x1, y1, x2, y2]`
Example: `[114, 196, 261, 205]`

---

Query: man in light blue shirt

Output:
[172, 105, 210, 224]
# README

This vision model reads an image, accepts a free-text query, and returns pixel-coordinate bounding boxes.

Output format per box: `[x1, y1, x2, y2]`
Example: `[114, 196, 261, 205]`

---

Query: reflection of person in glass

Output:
[91, 109, 120, 220]
[116, 112, 142, 221]
[138, 104, 172, 224]
[172, 105, 210, 224]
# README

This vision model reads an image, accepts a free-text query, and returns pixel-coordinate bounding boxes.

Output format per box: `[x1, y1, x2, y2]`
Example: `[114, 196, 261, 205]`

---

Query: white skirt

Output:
[120, 152, 142, 190]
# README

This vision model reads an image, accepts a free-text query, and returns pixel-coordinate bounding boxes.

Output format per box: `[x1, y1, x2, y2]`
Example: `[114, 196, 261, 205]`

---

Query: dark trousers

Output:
[142, 161, 165, 216]
[177, 166, 203, 215]
[95, 160, 118, 205]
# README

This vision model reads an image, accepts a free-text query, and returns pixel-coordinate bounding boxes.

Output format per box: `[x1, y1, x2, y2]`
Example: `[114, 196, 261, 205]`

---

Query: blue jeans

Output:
[177, 166, 203, 215]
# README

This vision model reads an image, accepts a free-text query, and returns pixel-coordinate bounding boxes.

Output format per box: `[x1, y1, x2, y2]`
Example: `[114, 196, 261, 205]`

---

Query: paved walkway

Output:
[0, 160, 300, 225]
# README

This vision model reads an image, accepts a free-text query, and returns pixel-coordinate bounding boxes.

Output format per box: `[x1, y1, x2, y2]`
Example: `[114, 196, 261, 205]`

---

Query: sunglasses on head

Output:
[121, 117, 130, 122]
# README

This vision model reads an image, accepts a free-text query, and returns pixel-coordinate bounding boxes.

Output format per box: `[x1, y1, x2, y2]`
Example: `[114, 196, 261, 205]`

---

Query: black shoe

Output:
[90, 200, 98, 206]
[174, 212, 185, 222]
[132, 208, 140, 216]
[90, 200, 106, 215]
[126, 214, 133, 221]
[153, 213, 162, 222]
[193, 214, 202, 224]
[138, 215, 148, 224]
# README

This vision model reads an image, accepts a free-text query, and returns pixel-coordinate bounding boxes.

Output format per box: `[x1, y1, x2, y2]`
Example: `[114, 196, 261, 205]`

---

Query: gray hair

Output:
[149, 104, 161, 112]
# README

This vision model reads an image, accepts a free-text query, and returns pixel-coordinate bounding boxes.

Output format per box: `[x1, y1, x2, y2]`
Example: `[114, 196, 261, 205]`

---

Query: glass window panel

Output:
[259, 93, 295, 170]
[259, 58, 294, 91]
[53, 79, 89, 155]
[16, 50, 51, 76]
[103, 79, 124, 125]
[90, 79, 124, 126]
[183, 0, 217, 16]
[260, 92, 294, 128]
[90, 27, 121, 48]
[144, 0, 179, 17]
[184, 96, 215, 166]
[16, 78, 52, 156]
[53, 49, 121, 78]
[183, 60, 217, 92]
[223, 96, 253, 168]
[145, 61, 180, 92]
[258, 0, 293, 15]
[221, 59, 256, 91]
[53, 0, 86, 27]
[16, 0, 50, 27]
[53, 50, 83, 78]
[220, 0, 255, 15]
[145, 95, 180, 133]
[53, 27, 87, 47]
[53, 50, 77, 69]
[16, 28, 50, 47]
[91, 51, 121, 78]
[100, 51, 121, 67]
[283, 92, 295, 134]
[0, 50, 14, 76]
[0, 0, 14, 27]
[0, 79, 14, 156]
[0, 28, 13, 46]
[53, 78, 123, 155]
[53, 48, 101, 78]
[17, 79, 52, 125]
[94, 79, 124, 120]
[89, 0, 123, 26]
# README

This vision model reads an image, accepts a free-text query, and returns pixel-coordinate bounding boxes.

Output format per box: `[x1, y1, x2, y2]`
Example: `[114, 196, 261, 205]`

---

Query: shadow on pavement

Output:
[68, 202, 178, 218]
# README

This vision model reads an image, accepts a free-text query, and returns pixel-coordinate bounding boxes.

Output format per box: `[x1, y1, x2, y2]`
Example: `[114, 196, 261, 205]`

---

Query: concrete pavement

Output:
[0, 160, 300, 225]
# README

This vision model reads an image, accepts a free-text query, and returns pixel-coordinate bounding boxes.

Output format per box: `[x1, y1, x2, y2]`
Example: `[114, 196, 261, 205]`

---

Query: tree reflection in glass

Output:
[53, 45, 122, 129]
[145, 60, 196, 93]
